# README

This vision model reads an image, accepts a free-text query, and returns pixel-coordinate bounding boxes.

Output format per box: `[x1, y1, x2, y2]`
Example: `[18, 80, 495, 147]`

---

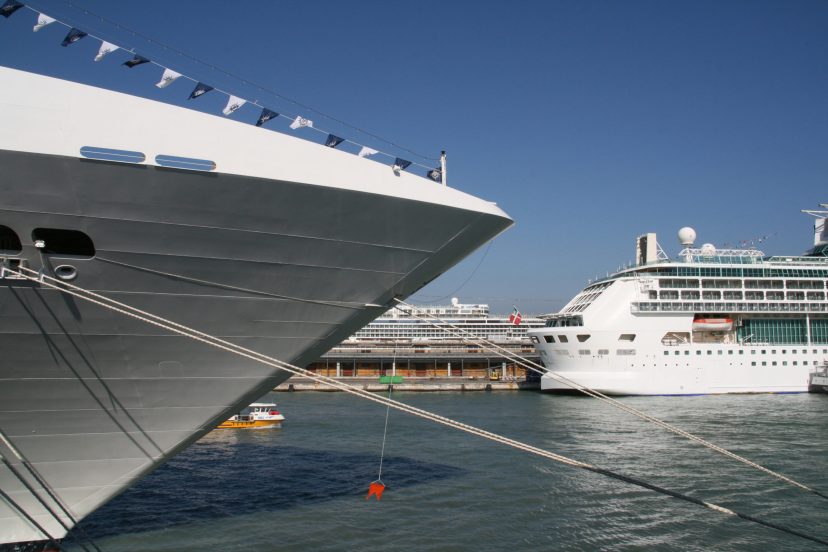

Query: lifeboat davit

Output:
[692, 317, 733, 332]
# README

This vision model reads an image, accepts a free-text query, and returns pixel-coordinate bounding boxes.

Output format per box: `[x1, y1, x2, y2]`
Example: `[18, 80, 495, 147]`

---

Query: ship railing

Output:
[631, 301, 828, 314]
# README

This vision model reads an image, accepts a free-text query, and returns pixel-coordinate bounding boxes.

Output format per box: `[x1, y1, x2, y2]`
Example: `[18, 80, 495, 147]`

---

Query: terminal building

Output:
[305, 298, 546, 380]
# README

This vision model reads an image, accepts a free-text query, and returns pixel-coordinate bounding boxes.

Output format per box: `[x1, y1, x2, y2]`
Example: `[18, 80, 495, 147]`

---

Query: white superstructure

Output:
[529, 206, 828, 395]
[347, 298, 544, 343]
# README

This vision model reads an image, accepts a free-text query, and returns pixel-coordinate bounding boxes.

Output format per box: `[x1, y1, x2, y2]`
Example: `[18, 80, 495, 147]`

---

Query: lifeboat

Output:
[692, 316, 733, 332]
[218, 402, 285, 429]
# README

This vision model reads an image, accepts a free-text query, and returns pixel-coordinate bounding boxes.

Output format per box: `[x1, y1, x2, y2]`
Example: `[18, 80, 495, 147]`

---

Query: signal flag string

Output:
[11, 1, 439, 173]
[390, 298, 828, 502]
[4, 265, 828, 548]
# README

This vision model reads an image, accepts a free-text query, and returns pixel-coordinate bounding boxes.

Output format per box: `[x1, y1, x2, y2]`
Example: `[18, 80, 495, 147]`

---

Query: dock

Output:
[279, 340, 544, 392]
[274, 376, 539, 392]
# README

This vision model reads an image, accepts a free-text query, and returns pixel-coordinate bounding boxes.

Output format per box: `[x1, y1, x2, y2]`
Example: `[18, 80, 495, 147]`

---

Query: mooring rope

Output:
[0, 431, 101, 552]
[392, 299, 828, 501]
[7, 266, 828, 547]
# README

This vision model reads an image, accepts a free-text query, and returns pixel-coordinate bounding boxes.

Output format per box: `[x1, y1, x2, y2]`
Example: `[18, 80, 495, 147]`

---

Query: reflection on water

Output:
[69, 392, 828, 552]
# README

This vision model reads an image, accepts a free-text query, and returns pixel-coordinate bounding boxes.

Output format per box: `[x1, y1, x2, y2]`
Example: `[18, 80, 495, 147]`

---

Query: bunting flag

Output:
[358, 146, 378, 158]
[61, 28, 87, 47]
[94, 41, 119, 61]
[0, 0, 23, 18]
[188, 82, 213, 99]
[289, 115, 313, 130]
[155, 68, 181, 88]
[325, 134, 344, 148]
[508, 306, 522, 326]
[426, 167, 442, 183]
[33, 13, 56, 31]
[392, 158, 412, 172]
[255, 108, 278, 127]
[123, 55, 150, 68]
[222, 95, 246, 116]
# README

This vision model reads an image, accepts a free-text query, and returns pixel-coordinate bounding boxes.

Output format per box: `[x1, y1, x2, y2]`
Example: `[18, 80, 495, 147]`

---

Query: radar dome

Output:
[700, 243, 716, 256]
[678, 227, 696, 246]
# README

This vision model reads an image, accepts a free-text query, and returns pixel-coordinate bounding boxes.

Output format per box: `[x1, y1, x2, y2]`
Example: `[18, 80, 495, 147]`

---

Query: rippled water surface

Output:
[68, 392, 828, 551]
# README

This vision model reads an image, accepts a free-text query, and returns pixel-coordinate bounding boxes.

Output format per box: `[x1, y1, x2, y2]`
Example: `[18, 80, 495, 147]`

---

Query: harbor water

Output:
[68, 392, 828, 551]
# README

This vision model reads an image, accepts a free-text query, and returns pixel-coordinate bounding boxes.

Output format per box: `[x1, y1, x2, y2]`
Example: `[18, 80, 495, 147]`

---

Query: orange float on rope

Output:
[366, 481, 386, 501]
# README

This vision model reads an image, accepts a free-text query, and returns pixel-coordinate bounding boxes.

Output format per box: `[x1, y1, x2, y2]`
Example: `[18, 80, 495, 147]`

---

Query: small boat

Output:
[692, 316, 733, 332]
[218, 403, 285, 429]
[808, 363, 828, 393]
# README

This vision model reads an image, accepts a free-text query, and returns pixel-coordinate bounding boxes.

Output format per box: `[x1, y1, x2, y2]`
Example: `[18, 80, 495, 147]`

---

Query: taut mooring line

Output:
[9, 266, 827, 548]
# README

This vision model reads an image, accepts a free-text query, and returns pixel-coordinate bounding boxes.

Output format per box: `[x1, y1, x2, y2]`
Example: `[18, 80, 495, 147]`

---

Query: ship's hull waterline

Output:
[0, 68, 512, 545]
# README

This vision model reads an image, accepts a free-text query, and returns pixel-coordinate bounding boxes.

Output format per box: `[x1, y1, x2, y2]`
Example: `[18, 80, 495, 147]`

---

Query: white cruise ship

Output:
[347, 298, 544, 343]
[529, 206, 828, 395]
[0, 65, 511, 547]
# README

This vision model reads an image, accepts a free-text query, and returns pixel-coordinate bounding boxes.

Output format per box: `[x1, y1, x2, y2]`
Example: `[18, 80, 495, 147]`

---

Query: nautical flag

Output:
[427, 167, 442, 183]
[366, 481, 385, 501]
[508, 307, 522, 326]
[289, 115, 313, 130]
[256, 108, 278, 127]
[0, 0, 23, 18]
[33, 13, 56, 31]
[123, 55, 150, 68]
[222, 95, 246, 116]
[188, 82, 213, 100]
[61, 28, 87, 47]
[358, 146, 378, 158]
[392, 158, 412, 172]
[155, 68, 181, 89]
[325, 134, 344, 148]
[94, 41, 119, 62]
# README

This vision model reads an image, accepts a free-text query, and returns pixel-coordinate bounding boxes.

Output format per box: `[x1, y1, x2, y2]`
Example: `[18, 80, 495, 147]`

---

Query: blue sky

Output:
[1, 0, 826, 314]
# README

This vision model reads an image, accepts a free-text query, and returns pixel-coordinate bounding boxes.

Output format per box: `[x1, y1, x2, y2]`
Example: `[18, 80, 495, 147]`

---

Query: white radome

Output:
[678, 226, 696, 246]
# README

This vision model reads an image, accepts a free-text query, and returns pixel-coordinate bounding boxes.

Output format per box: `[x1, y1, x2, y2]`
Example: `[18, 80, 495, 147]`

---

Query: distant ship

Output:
[530, 206, 828, 395]
[346, 297, 544, 343]
[0, 67, 512, 546]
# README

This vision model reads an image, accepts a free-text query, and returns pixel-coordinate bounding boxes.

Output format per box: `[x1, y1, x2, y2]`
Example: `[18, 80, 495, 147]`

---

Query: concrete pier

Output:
[285, 340, 544, 392]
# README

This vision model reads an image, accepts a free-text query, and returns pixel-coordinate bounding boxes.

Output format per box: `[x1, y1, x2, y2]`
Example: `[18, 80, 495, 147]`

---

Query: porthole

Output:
[0, 225, 22, 254]
[31, 228, 95, 257]
[54, 265, 78, 282]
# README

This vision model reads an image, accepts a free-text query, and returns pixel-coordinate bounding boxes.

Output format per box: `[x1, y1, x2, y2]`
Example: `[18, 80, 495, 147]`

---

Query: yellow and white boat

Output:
[218, 403, 285, 429]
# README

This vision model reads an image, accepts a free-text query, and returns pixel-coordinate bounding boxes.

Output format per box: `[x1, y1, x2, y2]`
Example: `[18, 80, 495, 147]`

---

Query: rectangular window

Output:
[544, 335, 555, 343]
[578, 350, 591, 355]
[558, 335, 569, 343]
[728, 350, 733, 355]
[598, 349, 609, 355]
[751, 361, 756, 366]
[619, 334, 636, 342]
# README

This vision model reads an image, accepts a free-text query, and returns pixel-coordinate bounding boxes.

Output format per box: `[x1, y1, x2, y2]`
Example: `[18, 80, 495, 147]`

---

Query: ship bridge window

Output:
[576, 334, 591, 342]
[557, 335, 569, 343]
[31, 228, 95, 257]
[80, 146, 146, 164]
[155, 154, 217, 172]
[618, 334, 636, 342]
[544, 335, 555, 343]
[0, 225, 22, 254]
